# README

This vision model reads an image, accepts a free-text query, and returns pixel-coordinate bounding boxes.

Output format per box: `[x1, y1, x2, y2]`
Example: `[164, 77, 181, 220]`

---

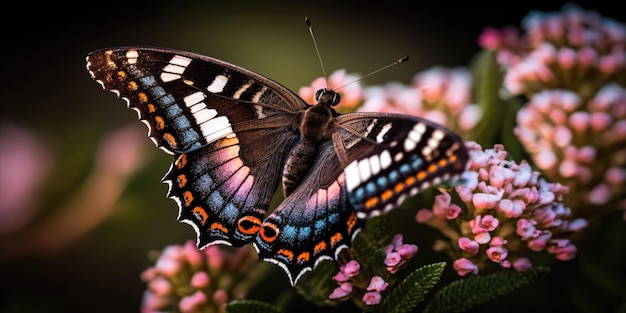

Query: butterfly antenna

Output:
[305, 17, 329, 88]
[334, 56, 409, 91]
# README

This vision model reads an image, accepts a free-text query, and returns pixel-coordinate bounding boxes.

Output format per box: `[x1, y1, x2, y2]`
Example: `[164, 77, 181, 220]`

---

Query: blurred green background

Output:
[1, 1, 624, 312]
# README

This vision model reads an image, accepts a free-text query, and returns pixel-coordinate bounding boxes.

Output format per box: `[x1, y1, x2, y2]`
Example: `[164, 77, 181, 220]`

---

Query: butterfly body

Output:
[86, 47, 468, 285]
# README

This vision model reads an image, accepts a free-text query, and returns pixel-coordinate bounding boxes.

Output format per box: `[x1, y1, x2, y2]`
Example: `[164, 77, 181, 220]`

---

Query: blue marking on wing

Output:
[139, 76, 157, 88]
[165, 104, 184, 118]
[297, 226, 311, 242]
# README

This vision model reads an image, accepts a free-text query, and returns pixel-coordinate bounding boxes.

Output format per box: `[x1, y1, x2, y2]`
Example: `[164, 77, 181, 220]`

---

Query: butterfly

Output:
[86, 46, 469, 286]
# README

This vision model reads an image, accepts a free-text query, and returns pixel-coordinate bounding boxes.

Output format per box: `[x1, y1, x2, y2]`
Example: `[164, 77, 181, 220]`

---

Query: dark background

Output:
[1, 1, 624, 312]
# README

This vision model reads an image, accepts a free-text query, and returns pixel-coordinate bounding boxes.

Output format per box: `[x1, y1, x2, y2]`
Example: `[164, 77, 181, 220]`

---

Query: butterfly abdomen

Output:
[282, 103, 336, 196]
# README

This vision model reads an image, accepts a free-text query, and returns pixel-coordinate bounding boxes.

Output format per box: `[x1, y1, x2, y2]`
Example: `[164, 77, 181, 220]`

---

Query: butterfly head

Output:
[315, 88, 341, 107]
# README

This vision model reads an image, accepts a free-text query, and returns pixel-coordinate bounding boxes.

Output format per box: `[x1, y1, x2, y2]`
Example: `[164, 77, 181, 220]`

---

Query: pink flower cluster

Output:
[480, 4, 626, 96]
[298, 67, 481, 133]
[417, 142, 588, 276]
[384, 234, 418, 273]
[328, 234, 417, 306]
[140, 240, 258, 313]
[480, 4, 626, 219]
[515, 87, 626, 213]
[359, 67, 481, 133]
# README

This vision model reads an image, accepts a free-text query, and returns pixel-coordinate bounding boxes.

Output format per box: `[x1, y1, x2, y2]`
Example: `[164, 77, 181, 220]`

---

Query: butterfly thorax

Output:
[281, 90, 338, 196]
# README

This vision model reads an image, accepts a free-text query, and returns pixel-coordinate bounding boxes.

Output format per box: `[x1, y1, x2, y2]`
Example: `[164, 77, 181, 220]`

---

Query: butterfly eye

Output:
[314, 88, 326, 102]
[314, 88, 341, 106]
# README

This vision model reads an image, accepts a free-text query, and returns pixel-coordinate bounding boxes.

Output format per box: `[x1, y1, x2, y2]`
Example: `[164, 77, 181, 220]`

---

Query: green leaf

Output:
[380, 262, 447, 313]
[226, 299, 285, 313]
[423, 267, 551, 313]
[294, 259, 340, 306]
[468, 50, 505, 147]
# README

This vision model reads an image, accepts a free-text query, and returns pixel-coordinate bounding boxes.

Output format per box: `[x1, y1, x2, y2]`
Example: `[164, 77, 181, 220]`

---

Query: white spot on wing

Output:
[193, 108, 218, 124]
[126, 50, 139, 64]
[161, 73, 181, 82]
[344, 161, 360, 192]
[358, 159, 371, 182]
[200, 116, 234, 143]
[369, 154, 380, 175]
[207, 75, 228, 93]
[183, 92, 206, 107]
[376, 122, 392, 143]
[169, 55, 192, 67]
[380, 150, 392, 169]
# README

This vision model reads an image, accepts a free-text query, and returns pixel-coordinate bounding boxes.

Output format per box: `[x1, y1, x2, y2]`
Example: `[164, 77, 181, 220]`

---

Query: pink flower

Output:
[486, 246, 509, 263]
[458, 237, 479, 255]
[384, 252, 402, 267]
[362, 291, 383, 305]
[178, 291, 208, 313]
[513, 258, 533, 271]
[453, 258, 479, 276]
[367, 276, 389, 292]
[341, 260, 360, 278]
[329, 282, 353, 299]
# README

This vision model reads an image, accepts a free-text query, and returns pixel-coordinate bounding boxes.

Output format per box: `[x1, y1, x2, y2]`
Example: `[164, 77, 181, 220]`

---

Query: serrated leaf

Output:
[423, 267, 551, 313]
[381, 262, 447, 313]
[226, 299, 285, 313]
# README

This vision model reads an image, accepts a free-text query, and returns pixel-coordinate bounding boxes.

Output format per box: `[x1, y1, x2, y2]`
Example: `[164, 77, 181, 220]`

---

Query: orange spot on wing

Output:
[277, 249, 294, 262]
[405, 176, 416, 186]
[297, 252, 310, 264]
[346, 211, 358, 233]
[381, 189, 393, 202]
[417, 171, 427, 180]
[237, 216, 262, 235]
[210, 222, 229, 234]
[138, 92, 148, 103]
[260, 224, 280, 243]
[365, 197, 379, 209]
[117, 71, 126, 79]
[330, 232, 343, 247]
[127, 81, 138, 91]
[428, 164, 438, 173]
[163, 133, 177, 149]
[176, 154, 188, 169]
[183, 191, 193, 207]
[450, 155, 457, 162]
[177, 174, 187, 188]
[313, 241, 327, 255]
[438, 159, 448, 167]
[191, 206, 208, 225]
[147, 103, 156, 113]
[155, 116, 165, 130]
[394, 182, 405, 193]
